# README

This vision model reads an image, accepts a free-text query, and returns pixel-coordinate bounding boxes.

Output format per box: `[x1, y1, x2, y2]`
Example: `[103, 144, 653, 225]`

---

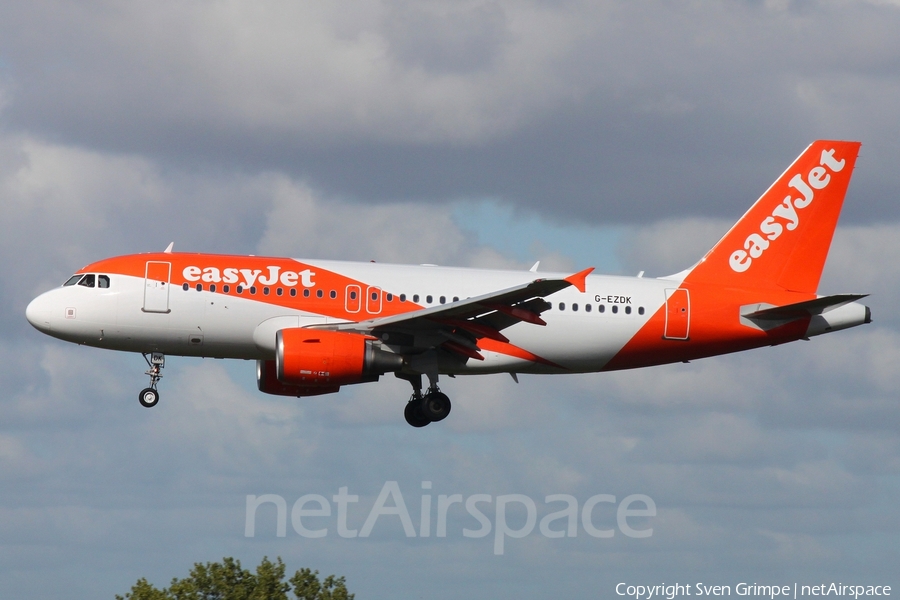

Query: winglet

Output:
[564, 267, 594, 293]
[163, 242, 174, 254]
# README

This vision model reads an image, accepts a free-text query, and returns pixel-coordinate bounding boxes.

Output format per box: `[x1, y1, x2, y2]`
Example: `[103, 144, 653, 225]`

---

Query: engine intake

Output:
[276, 328, 403, 386]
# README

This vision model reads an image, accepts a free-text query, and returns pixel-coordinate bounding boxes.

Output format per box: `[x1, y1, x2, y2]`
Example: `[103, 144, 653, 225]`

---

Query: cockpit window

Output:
[98, 275, 110, 288]
[78, 274, 96, 288]
[64, 275, 83, 286]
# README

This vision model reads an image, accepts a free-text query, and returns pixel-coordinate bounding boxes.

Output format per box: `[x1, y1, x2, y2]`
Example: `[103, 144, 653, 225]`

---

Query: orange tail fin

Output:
[684, 140, 860, 293]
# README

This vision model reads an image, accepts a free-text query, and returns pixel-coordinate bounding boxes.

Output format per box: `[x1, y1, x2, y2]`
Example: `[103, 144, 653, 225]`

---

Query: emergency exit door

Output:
[664, 288, 690, 340]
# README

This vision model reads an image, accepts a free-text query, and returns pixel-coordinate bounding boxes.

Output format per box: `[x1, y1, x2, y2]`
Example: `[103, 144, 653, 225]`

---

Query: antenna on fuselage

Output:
[163, 242, 174, 253]
[529, 261, 540, 272]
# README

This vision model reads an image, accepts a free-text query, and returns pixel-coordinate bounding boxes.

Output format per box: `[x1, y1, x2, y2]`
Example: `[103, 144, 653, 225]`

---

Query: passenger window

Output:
[386, 293, 393, 301]
[350, 291, 357, 300]
[330, 290, 337, 299]
[98, 275, 110, 288]
[558, 302, 565, 311]
[453, 296, 459, 302]
[599, 305, 605, 313]
[223, 285, 230, 293]
[182, 283, 189, 291]
[250, 286, 257, 294]
[585, 304, 592, 313]
[78, 274, 96, 288]
[290, 289, 296, 297]
[625, 306, 632, 315]
[316, 290, 323, 298]
[638, 306, 645, 315]
[237, 285, 243, 293]
[413, 294, 420, 302]
[64, 275, 82, 286]
[196, 283, 202, 291]
[612, 305, 618, 314]
[440, 296, 446, 304]
[276, 288, 283, 296]
[210, 284, 217, 293]
[400, 294, 407, 302]
[572, 303, 578, 311]
[426, 295, 433, 304]
[263, 287, 270, 295]
[303, 289, 310, 297]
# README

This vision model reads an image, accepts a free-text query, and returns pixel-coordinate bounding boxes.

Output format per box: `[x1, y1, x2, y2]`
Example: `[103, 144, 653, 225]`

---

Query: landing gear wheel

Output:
[139, 352, 165, 408]
[139, 387, 159, 408]
[404, 399, 430, 428]
[420, 391, 451, 422]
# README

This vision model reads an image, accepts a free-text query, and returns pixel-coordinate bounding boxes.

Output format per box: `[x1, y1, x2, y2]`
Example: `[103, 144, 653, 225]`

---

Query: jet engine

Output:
[275, 328, 403, 387]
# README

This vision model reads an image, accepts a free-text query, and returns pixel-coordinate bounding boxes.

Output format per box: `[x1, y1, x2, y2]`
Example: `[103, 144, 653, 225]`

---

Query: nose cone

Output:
[25, 293, 53, 333]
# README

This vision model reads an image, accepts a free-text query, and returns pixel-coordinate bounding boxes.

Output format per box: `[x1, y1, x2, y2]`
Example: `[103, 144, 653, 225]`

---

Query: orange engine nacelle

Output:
[257, 359, 341, 397]
[275, 328, 404, 387]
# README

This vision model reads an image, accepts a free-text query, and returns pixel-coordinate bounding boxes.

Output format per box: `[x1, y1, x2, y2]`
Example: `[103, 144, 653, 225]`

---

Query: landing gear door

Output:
[143, 261, 172, 314]
[664, 288, 690, 340]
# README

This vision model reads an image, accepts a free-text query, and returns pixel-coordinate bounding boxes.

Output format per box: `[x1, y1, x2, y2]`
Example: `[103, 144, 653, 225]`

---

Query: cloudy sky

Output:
[2, 0, 900, 598]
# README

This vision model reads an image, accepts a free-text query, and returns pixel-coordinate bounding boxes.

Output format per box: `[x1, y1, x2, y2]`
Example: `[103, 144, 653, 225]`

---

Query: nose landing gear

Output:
[138, 352, 165, 408]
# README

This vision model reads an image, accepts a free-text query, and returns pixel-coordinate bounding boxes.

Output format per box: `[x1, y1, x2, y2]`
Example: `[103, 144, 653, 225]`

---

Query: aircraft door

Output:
[664, 288, 690, 340]
[366, 286, 382, 314]
[143, 261, 171, 313]
[345, 285, 361, 313]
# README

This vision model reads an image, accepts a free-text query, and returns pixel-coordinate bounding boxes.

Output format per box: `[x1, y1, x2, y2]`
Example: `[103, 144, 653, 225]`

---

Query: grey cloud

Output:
[3, 1, 900, 223]
[383, 1, 509, 73]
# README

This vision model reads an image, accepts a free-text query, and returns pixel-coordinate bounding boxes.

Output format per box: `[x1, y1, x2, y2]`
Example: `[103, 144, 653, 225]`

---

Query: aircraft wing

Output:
[314, 267, 593, 360]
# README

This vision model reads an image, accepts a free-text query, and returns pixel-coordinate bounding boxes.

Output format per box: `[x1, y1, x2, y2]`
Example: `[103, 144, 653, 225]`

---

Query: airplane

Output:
[25, 140, 871, 427]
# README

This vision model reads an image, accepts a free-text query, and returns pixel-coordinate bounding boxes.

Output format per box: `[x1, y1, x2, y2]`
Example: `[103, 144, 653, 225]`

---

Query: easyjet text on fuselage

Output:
[182, 265, 316, 288]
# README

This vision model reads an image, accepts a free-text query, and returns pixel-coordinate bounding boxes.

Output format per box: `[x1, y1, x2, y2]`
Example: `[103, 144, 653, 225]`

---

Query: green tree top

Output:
[115, 556, 354, 600]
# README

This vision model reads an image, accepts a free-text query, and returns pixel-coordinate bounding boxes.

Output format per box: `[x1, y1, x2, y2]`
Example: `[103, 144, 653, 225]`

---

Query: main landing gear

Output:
[404, 388, 452, 428]
[138, 352, 165, 408]
[400, 371, 451, 428]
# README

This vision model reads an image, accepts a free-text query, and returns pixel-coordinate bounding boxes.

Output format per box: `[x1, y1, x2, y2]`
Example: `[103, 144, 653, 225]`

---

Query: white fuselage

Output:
[26, 259, 674, 375]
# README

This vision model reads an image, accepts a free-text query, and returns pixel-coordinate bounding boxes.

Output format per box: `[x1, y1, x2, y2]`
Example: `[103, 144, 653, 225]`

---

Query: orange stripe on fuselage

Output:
[602, 282, 812, 371]
[80, 253, 424, 321]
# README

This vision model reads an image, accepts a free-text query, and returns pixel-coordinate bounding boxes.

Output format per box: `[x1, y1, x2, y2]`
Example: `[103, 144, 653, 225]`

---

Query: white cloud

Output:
[5, 0, 900, 150]
[255, 176, 521, 268]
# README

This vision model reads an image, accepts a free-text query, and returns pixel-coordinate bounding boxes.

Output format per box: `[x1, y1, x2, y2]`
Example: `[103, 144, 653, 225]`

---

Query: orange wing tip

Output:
[564, 267, 595, 293]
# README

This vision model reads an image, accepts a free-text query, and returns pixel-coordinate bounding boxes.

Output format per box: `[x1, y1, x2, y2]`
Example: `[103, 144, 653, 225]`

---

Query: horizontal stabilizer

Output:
[742, 293, 868, 322]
